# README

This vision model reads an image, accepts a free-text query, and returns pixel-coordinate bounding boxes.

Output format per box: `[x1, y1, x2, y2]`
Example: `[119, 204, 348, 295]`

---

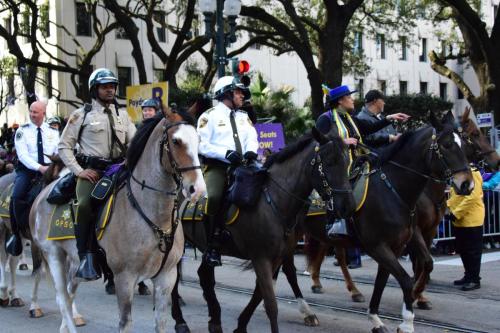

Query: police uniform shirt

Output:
[197, 102, 258, 163]
[58, 100, 136, 175]
[15, 122, 60, 171]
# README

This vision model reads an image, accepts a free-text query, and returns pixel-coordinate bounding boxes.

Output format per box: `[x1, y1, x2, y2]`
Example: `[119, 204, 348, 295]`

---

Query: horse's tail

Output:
[304, 235, 323, 269]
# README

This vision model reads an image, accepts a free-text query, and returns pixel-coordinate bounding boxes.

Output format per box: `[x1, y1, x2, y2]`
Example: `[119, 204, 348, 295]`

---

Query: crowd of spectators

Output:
[0, 122, 18, 176]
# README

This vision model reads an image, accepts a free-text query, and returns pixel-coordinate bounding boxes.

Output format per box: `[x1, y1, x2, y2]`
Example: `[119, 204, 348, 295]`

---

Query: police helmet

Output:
[213, 76, 250, 100]
[141, 99, 159, 110]
[47, 116, 61, 125]
[88, 68, 119, 90]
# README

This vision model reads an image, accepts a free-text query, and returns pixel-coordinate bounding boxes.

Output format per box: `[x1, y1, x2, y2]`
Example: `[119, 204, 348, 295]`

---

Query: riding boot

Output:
[348, 247, 362, 269]
[202, 215, 222, 267]
[327, 218, 349, 238]
[6, 199, 25, 256]
[74, 208, 100, 281]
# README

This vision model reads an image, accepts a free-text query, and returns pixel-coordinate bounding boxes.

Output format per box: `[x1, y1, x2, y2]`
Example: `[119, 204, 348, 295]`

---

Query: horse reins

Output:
[127, 120, 201, 279]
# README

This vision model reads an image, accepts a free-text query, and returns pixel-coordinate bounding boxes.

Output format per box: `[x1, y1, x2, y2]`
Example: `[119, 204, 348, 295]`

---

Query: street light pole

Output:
[215, 0, 226, 78]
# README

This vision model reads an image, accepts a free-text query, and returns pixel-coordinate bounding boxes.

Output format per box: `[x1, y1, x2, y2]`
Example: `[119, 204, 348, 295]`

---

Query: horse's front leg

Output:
[335, 245, 365, 303]
[408, 227, 433, 310]
[7, 252, 23, 307]
[114, 272, 136, 333]
[0, 226, 9, 306]
[171, 269, 189, 333]
[197, 260, 222, 333]
[153, 267, 177, 333]
[253, 258, 279, 333]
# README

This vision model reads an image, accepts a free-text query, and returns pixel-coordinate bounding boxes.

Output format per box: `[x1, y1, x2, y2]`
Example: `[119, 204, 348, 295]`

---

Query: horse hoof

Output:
[138, 285, 151, 296]
[311, 285, 323, 294]
[74, 316, 86, 327]
[304, 314, 320, 326]
[19, 264, 29, 271]
[351, 293, 365, 303]
[10, 298, 25, 307]
[372, 326, 390, 333]
[209, 322, 223, 333]
[417, 300, 432, 310]
[0, 298, 9, 307]
[175, 323, 191, 333]
[105, 284, 116, 295]
[29, 308, 44, 318]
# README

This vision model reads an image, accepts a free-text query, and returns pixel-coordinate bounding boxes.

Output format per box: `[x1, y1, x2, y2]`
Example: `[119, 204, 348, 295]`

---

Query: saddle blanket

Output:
[306, 162, 370, 217]
[47, 194, 115, 241]
[0, 183, 13, 218]
[180, 196, 239, 225]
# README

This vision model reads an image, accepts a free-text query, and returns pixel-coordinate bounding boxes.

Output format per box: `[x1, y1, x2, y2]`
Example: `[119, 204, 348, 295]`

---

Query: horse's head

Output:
[161, 105, 206, 202]
[458, 107, 500, 171]
[429, 111, 474, 195]
[43, 154, 65, 185]
[310, 127, 355, 219]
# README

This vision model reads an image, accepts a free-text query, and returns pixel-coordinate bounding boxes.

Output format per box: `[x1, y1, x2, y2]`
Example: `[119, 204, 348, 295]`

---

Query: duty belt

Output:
[75, 154, 123, 171]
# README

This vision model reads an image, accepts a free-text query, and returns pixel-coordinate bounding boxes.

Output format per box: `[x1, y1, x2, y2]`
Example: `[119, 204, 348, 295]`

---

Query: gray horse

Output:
[30, 114, 206, 333]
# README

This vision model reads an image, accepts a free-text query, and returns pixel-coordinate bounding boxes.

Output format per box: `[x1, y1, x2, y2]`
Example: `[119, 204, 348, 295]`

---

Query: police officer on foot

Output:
[58, 68, 136, 281]
[197, 76, 259, 267]
[6, 101, 60, 256]
[141, 98, 160, 120]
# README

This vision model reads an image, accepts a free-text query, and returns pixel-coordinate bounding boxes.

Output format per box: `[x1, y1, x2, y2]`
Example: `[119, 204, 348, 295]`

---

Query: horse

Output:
[0, 156, 64, 309]
[171, 128, 355, 333]
[29, 110, 206, 333]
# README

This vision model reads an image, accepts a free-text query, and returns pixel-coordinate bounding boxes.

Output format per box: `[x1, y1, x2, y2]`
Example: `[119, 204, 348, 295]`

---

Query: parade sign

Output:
[255, 123, 285, 155]
[126, 82, 168, 123]
[477, 112, 493, 128]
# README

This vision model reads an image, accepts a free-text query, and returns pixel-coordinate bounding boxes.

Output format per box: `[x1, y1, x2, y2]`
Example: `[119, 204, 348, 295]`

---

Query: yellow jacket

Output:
[447, 170, 485, 228]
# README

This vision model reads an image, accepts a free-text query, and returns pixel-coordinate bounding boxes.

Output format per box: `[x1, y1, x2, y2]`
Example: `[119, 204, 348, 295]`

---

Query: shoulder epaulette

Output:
[83, 103, 92, 112]
[21, 123, 29, 128]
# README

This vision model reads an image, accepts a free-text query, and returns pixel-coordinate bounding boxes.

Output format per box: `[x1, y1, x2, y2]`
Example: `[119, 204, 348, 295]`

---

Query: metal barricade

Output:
[434, 189, 500, 243]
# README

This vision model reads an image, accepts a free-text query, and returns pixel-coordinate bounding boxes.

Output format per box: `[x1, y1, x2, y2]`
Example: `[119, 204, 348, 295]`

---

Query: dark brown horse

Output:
[174, 129, 355, 333]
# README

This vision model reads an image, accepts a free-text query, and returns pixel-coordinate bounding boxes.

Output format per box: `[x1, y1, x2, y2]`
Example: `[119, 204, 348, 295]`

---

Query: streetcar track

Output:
[182, 279, 488, 333]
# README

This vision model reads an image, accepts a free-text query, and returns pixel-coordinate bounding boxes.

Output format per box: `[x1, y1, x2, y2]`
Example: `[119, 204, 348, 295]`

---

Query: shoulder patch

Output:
[198, 117, 208, 129]
[15, 131, 23, 140]
[68, 112, 81, 124]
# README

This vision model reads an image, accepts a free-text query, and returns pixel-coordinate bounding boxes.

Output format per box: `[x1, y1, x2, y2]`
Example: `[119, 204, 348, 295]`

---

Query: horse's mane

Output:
[126, 115, 164, 171]
[176, 107, 196, 126]
[263, 133, 345, 168]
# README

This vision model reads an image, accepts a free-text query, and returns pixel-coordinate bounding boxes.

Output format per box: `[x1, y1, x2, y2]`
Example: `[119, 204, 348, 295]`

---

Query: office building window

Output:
[376, 34, 386, 59]
[354, 32, 363, 55]
[117, 67, 132, 97]
[419, 38, 427, 62]
[3, 17, 11, 34]
[494, 5, 498, 19]
[420, 81, 428, 94]
[399, 36, 407, 60]
[45, 68, 52, 98]
[249, 32, 261, 50]
[154, 69, 166, 82]
[378, 80, 387, 95]
[439, 82, 447, 100]
[76, 2, 92, 36]
[356, 79, 364, 99]
[399, 81, 408, 95]
[457, 87, 464, 99]
[154, 11, 166, 43]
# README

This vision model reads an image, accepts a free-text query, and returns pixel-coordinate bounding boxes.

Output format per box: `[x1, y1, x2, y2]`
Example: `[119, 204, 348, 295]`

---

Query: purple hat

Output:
[328, 85, 357, 103]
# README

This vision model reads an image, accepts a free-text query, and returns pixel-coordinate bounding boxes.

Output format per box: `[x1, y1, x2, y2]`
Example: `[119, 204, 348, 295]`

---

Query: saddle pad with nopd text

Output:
[47, 194, 115, 241]
[180, 196, 240, 225]
[0, 183, 13, 218]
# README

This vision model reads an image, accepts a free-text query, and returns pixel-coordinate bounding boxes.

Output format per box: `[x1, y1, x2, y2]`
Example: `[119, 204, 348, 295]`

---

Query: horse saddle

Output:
[0, 178, 44, 219]
[180, 196, 240, 225]
[306, 161, 371, 217]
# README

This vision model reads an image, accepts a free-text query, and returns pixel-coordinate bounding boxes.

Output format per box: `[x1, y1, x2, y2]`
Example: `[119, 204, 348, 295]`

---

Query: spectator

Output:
[447, 168, 485, 291]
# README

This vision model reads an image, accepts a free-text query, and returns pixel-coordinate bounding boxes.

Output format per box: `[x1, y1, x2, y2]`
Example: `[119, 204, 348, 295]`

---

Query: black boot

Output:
[202, 215, 222, 267]
[5, 233, 22, 256]
[76, 253, 101, 281]
[327, 218, 349, 238]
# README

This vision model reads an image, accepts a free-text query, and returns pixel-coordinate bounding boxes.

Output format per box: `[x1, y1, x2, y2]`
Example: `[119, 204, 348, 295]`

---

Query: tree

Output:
[428, 1, 500, 122]
[0, 56, 16, 115]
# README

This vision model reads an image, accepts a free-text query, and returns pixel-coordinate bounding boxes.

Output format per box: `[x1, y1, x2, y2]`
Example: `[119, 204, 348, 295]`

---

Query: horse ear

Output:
[312, 127, 329, 145]
[441, 110, 455, 127]
[162, 102, 175, 121]
[428, 111, 443, 131]
[462, 106, 471, 123]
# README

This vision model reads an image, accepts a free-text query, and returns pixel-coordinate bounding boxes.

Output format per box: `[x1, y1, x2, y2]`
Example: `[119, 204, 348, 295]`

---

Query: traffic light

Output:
[231, 58, 251, 87]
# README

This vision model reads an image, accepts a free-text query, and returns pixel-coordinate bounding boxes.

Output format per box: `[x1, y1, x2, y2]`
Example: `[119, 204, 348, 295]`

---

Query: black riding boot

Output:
[326, 218, 349, 238]
[5, 199, 28, 256]
[202, 215, 222, 267]
[74, 217, 100, 281]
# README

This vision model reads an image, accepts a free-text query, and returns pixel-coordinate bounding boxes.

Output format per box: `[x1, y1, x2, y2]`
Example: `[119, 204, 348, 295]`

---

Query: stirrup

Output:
[327, 219, 349, 238]
[5, 234, 23, 256]
[76, 253, 101, 281]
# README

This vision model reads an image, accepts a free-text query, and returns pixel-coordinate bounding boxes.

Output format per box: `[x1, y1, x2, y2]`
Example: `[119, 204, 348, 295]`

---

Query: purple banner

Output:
[255, 123, 286, 156]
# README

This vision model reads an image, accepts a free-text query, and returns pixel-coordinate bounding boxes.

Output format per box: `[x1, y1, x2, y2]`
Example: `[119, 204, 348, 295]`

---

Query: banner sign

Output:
[126, 82, 168, 123]
[477, 112, 493, 128]
[254, 123, 285, 156]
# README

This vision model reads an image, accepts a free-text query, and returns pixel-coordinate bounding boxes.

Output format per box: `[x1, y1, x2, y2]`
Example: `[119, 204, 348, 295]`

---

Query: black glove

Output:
[243, 151, 258, 161]
[225, 150, 242, 165]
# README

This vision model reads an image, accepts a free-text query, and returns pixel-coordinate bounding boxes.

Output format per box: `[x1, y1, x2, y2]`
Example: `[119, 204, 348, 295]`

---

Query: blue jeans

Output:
[10, 166, 39, 231]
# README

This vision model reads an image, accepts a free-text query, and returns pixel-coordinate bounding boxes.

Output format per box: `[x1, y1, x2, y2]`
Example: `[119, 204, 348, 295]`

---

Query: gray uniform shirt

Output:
[58, 100, 136, 175]
[355, 107, 397, 148]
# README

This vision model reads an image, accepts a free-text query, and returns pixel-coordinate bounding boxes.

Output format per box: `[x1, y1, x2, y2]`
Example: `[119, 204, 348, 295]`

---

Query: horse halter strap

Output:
[456, 125, 496, 167]
[428, 128, 470, 180]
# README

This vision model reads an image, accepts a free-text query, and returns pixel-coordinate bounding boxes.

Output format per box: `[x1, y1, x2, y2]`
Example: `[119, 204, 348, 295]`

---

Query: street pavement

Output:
[0, 247, 499, 332]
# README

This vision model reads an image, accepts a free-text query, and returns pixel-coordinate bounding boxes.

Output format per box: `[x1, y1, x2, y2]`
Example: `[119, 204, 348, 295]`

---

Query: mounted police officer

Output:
[58, 68, 136, 281]
[141, 98, 160, 120]
[6, 101, 60, 256]
[315, 85, 409, 238]
[197, 76, 258, 267]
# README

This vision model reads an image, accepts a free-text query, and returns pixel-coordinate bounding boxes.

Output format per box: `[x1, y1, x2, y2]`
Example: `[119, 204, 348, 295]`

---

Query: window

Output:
[154, 11, 166, 43]
[4, 17, 11, 35]
[399, 36, 407, 60]
[376, 34, 386, 59]
[457, 87, 464, 99]
[440, 40, 447, 57]
[76, 2, 92, 36]
[399, 81, 408, 95]
[420, 81, 428, 94]
[79, 64, 93, 94]
[356, 79, 364, 99]
[193, 14, 200, 37]
[354, 32, 363, 55]
[419, 38, 427, 62]
[117, 67, 132, 97]
[44, 68, 52, 98]
[494, 5, 498, 19]
[439, 82, 447, 100]
[22, 7, 31, 43]
[378, 80, 387, 95]
[115, 26, 129, 39]
[41, 3, 50, 37]
[249, 32, 261, 50]
[154, 69, 166, 82]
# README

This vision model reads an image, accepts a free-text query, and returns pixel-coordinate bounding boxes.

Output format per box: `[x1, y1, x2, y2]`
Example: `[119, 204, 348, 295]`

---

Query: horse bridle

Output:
[456, 124, 496, 168]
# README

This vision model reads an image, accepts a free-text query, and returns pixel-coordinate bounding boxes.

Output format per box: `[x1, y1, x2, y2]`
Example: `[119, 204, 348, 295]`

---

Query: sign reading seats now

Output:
[254, 123, 285, 156]
[126, 82, 168, 123]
